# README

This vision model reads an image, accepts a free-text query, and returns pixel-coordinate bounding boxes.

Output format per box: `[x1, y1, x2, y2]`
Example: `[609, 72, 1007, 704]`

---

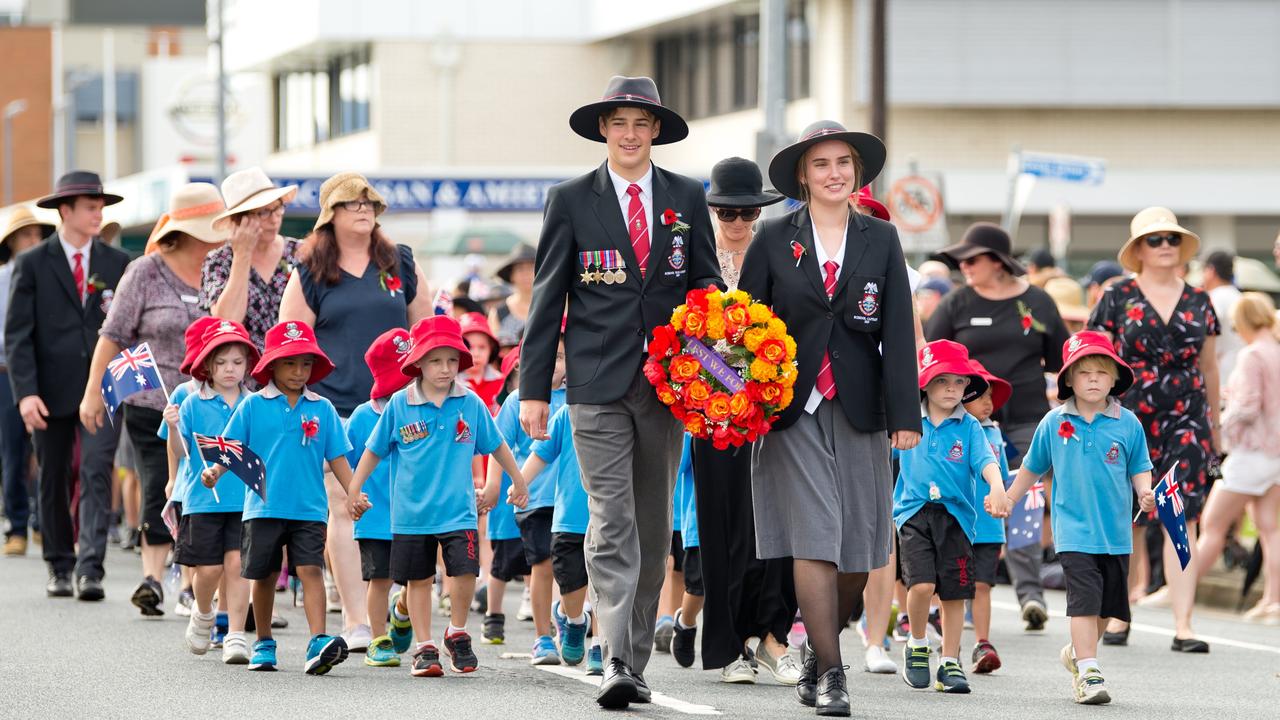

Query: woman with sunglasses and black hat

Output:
[738, 122, 920, 716]
[490, 242, 536, 350]
[686, 157, 800, 686]
[1087, 207, 1218, 654]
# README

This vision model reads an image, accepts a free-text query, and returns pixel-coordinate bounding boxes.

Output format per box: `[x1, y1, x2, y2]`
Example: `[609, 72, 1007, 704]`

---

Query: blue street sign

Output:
[1019, 152, 1106, 185]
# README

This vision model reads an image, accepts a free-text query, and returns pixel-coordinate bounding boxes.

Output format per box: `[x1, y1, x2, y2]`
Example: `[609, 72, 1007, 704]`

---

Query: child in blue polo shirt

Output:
[348, 315, 529, 679]
[345, 328, 415, 668]
[481, 348, 530, 646]
[894, 339, 1009, 695]
[667, 434, 703, 669]
[1006, 332, 1154, 706]
[168, 320, 258, 663]
[201, 320, 356, 676]
[960, 359, 1013, 676]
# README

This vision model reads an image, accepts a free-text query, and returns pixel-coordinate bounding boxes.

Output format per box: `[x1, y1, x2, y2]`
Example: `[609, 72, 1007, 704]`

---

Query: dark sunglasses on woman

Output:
[713, 207, 762, 223]
[1144, 233, 1182, 248]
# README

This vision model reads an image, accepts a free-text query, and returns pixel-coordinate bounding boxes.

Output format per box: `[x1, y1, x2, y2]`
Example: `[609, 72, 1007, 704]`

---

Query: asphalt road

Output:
[2, 546, 1277, 718]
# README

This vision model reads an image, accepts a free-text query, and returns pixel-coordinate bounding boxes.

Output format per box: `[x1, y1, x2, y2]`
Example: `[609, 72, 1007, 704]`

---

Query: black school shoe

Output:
[633, 672, 652, 703]
[671, 609, 697, 668]
[76, 576, 105, 602]
[816, 667, 851, 717]
[796, 641, 819, 706]
[1170, 637, 1210, 653]
[596, 658, 638, 709]
[131, 576, 164, 617]
[46, 573, 73, 598]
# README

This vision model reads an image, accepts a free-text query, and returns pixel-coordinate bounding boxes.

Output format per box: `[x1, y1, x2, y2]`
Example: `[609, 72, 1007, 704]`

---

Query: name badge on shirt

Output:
[399, 421, 429, 444]
[969, 317, 993, 327]
[180, 294, 200, 304]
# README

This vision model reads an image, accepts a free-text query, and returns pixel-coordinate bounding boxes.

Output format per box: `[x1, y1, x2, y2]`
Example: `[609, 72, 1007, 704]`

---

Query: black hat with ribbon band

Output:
[36, 170, 124, 209]
[705, 157, 785, 208]
[936, 222, 1028, 276]
[767, 120, 886, 201]
[569, 76, 689, 146]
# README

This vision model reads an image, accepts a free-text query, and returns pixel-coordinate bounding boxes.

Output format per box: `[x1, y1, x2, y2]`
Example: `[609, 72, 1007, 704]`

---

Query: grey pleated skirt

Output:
[751, 398, 893, 573]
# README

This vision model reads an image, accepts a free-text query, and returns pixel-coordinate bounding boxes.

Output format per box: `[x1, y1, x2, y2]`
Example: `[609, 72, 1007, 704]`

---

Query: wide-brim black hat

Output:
[569, 76, 689, 146]
[705, 157, 785, 208]
[767, 120, 886, 201]
[36, 170, 123, 209]
[496, 242, 537, 284]
[936, 222, 1027, 276]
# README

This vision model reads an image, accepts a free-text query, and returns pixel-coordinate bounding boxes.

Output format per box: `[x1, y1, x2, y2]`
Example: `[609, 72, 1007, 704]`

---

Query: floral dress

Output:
[1088, 277, 1220, 523]
[198, 237, 301, 350]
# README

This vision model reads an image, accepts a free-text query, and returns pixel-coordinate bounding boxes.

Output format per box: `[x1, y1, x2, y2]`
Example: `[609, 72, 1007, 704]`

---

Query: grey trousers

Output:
[1004, 421, 1046, 608]
[569, 369, 682, 674]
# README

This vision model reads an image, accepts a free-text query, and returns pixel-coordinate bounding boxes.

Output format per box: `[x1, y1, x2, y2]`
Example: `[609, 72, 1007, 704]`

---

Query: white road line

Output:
[991, 600, 1280, 655]
[535, 665, 722, 715]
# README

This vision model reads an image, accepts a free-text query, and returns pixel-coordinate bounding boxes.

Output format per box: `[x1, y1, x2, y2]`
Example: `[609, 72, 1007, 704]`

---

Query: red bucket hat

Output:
[190, 320, 261, 382]
[1056, 331, 1134, 401]
[918, 339, 988, 397]
[366, 328, 414, 400]
[250, 320, 335, 387]
[459, 311, 498, 352]
[401, 315, 474, 378]
[179, 317, 224, 375]
[962, 358, 1012, 412]
[500, 345, 521, 385]
[854, 186, 890, 222]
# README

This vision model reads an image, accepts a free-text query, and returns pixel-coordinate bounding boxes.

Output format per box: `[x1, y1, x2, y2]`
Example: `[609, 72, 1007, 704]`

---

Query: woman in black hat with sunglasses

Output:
[685, 158, 800, 685]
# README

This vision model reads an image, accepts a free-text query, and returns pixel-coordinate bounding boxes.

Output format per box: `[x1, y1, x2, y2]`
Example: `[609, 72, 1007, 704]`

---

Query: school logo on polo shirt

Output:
[860, 281, 880, 317]
[1105, 441, 1120, 465]
[947, 439, 964, 462]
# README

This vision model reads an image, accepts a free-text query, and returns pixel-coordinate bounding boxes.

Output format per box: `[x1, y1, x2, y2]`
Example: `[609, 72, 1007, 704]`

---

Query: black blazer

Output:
[5, 234, 131, 417]
[522, 162, 723, 405]
[738, 207, 920, 434]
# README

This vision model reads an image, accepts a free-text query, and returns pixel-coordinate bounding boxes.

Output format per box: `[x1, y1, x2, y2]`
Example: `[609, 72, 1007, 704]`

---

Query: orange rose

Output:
[684, 310, 707, 338]
[655, 383, 678, 406]
[728, 391, 751, 417]
[685, 412, 707, 436]
[758, 382, 783, 404]
[669, 354, 701, 384]
[685, 379, 712, 409]
[757, 338, 787, 365]
[706, 392, 732, 422]
[724, 304, 749, 328]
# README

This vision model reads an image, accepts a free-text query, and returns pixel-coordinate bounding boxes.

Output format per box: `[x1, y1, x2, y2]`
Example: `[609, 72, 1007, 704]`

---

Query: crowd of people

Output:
[2, 74, 1279, 715]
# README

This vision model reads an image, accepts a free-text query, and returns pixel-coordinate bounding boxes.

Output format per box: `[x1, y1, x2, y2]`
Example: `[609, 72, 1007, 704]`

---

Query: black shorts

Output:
[670, 531, 685, 572]
[175, 512, 242, 567]
[551, 532, 588, 594]
[972, 543, 1002, 587]
[682, 547, 704, 597]
[240, 518, 326, 580]
[898, 504, 976, 601]
[516, 506, 553, 566]
[391, 530, 480, 584]
[490, 537, 531, 582]
[1060, 552, 1131, 622]
[358, 539, 392, 581]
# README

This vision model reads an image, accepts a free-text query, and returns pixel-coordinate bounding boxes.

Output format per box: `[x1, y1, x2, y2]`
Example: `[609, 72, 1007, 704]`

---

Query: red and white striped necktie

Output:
[626, 184, 650, 278]
[815, 260, 839, 400]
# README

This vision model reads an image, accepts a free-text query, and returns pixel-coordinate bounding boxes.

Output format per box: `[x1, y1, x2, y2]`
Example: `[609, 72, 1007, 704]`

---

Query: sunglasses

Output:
[958, 253, 995, 266]
[713, 207, 761, 223]
[1143, 233, 1182, 248]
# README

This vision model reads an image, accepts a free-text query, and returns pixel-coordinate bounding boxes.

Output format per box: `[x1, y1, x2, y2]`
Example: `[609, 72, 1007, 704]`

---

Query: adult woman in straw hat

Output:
[78, 182, 228, 617]
[0, 207, 53, 556]
[490, 242, 536, 349]
[1087, 207, 1218, 653]
[278, 171, 432, 649]
[738, 120, 920, 715]
[201, 167, 302, 349]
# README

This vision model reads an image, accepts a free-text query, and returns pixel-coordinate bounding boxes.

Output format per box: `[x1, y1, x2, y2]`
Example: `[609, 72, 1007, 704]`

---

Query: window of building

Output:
[273, 47, 371, 151]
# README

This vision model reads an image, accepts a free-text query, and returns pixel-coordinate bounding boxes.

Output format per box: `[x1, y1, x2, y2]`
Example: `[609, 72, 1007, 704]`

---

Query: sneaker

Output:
[971, 641, 1002, 674]
[788, 619, 808, 650]
[483, 613, 506, 645]
[222, 632, 250, 665]
[185, 612, 215, 655]
[864, 645, 897, 674]
[107, 524, 121, 546]
[1022, 600, 1048, 631]
[121, 527, 139, 551]
[174, 589, 194, 617]
[411, 643, 444, 677]
[654, 614, 675, 654]
[444, 630, 479, 673]
[756, 640, 800, 685]
[893, 613, 910, 642]
[531, 635, 562, 666]
[211, 612, 229, 648]
[1075, 668, 1111, 705]
[935, 660, 971, 693]
[1060, 644, 1078, 680]
[586, 645, 604, 676]
[720, 656, 757, 684]
[902, 644, 931, 689]
[342, 623, 372, 653]
[365, 635, 401, 667]
[130, 576, 164, 617]
[555, 602, 588, 666]
[304, 634, 349, 675]
[671, 609, 697, 668]
[271, 611, 289, 629]
[249, 639, 278, 671]
[857, 616, 892, 651]
[515, 586, 532, 621]
[389, 601, 414, 653]
[472, 584, 488, 614]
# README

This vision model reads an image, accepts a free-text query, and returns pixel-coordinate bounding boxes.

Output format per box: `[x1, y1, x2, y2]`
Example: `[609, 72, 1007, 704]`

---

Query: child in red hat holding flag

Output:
[1006, 331, 1155, 705]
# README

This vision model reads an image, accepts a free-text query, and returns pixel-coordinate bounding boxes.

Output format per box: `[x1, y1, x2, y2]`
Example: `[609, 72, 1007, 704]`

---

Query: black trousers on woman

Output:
[692, 437, 797, 670]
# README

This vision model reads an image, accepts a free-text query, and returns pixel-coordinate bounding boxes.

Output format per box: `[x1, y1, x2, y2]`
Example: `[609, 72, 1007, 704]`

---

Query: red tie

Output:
[626, 184, 650, 278]
[815, 260, 839, 400]
[72, 251, 85, 304]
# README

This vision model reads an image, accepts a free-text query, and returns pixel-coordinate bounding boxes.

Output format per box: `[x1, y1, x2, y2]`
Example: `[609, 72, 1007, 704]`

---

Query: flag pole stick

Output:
[190, 433, 221, 504]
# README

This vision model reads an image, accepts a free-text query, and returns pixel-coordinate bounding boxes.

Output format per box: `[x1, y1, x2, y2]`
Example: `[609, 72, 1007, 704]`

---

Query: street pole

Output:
[214, 0, 227, 184]
[3, 99, 29, 207]
[103, 28, 117, 180]
[757, 0, 787, 213]
[869, 0, 886, 194]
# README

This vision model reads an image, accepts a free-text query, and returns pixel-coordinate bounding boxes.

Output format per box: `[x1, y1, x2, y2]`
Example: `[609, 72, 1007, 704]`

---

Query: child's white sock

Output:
[676, 615, 696, 630]
[417, 639, 436, 650]
[1077, 657, 1100, 674]
[391, 604, 410, 622]
[570, 612, 588, 625]
[447, 624, 466, 636]
[194, 609, 216, 622]
[941, 656, 959, 666]
[908, 635, 929, 649]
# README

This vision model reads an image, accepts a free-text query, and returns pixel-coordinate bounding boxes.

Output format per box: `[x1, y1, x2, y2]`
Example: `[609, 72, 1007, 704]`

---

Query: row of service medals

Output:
[579, 250, 628, 285]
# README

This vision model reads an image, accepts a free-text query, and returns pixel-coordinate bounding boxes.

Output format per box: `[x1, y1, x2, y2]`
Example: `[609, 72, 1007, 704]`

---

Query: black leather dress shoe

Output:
[1171, 637, 1210, 653]
[815, 667, 851, 717]
[46, 574, 73, 598]
[1101, 625, 1129, 646]
[76, 576, 105, 601]
[796, 641, 818, 706]
[633, 672, 651, 703]
[596, 658, 638, 709]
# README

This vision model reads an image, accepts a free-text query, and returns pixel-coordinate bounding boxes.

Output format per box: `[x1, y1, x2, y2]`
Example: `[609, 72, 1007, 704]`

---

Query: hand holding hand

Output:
[985, 489, 1011, 519]
[891, 430, 921, 451]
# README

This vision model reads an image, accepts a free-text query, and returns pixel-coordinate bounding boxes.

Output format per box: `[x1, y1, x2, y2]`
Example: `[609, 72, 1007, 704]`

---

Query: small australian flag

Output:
[1005, 473, 1046, 552]
[194, 433, 266, 500]
[100, 342, 164, 417]
[1154, 465, 1191, 570]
